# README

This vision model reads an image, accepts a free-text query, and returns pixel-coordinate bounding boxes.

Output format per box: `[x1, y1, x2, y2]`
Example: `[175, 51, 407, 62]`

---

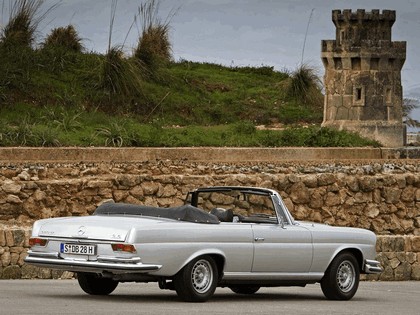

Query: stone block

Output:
[1, 265, 21, 279]
[365, 204, 380, 218]
[379, 265, 394, 281]
[382, 187, 401, 204]
[18, 252, 26, 266]
[381, 236, 405, 252]
[412, 264, 420, 280]
[10, 253, 19, 265]
[141, 182, 160, 195]
[317, 174, 336, 186]
[411, 237, 420, 252]
[389, 257, 400, 269]
[5, 230, 14, 246]
[415, 189, 420, 201]
[302, 175, 318, 188]
[87, 180, 112, 189]
[114, 175, 138, 188]
[6, 195, 22, 204]
[58, 271, 74, 279]
[394, 262, 412, 280]
[1, 251, 11, 267]
[1, 180, 21, 194]
[113, 190, 129, 202]
[401, 186, 416, 202]
[309, 191, 323, 209]
[21, 264, 52, 279]
[129, 186, 144, 199]
[290, 182, 310, 204]
[0, 230, 5, 246]
[359, 176, 377, 192]
[33, 190, 47, 201]
[407, 252, 417, 264]
[13, 230, 26, 247]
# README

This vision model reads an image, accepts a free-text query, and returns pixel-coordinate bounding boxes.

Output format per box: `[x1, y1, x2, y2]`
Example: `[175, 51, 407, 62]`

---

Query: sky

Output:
[1, 0, 419, 125]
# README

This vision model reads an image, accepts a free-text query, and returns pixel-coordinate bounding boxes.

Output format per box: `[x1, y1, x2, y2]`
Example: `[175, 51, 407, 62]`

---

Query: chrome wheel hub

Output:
[336, 260, 355, 293]
[191, 259, 213, 294]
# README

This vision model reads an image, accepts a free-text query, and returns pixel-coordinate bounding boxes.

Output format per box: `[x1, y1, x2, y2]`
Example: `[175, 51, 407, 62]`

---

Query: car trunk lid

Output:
[37, 215, 163, 241]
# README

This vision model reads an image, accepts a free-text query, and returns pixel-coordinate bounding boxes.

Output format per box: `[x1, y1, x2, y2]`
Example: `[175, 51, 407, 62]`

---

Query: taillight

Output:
[29, 237, 48, 247]
[111, 243, 137, 253]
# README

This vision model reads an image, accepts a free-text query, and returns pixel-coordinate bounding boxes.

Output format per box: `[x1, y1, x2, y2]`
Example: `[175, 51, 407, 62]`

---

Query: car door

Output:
[251, 223, 313, 273]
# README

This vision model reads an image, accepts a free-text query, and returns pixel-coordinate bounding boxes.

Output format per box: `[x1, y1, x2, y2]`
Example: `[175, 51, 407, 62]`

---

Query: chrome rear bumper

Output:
[364, 259, 383, 274]
[24, 250, 161, 274]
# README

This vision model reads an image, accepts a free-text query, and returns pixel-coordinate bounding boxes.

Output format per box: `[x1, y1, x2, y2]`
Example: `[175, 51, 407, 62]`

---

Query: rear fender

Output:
[175, 249, 226, 275]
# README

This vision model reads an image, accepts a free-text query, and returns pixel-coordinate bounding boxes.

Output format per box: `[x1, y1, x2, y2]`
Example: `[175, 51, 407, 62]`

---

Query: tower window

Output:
[356, 88, 362, 100]
[334, 57, 342, 70]
[389, 58, 395, 69]
[340, 30, 345, 44]
[386, 87, 392, 104]
[353, 86, 365, 106]
[370, 58, 380, 70]
[352, 58, 361, 70]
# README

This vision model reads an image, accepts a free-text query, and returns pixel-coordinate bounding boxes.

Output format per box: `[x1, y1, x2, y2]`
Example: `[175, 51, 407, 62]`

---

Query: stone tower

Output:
[321, 9, 406, 147]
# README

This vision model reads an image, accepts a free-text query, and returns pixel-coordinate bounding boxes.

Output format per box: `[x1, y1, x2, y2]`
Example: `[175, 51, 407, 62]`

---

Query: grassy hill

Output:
[0, 45, 379, 147]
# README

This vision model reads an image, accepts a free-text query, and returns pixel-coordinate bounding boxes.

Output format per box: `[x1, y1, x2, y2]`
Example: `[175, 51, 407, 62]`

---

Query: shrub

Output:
[0, 0, 56, 48]
[100, 46, 143, 98]
[42, 25, 83, 52]
[286, 64, 323, 108]
[133, 0, 174, 70]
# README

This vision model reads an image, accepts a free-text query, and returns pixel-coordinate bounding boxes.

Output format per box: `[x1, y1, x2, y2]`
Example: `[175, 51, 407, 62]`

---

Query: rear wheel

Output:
[77, 272, 118, 295]
[173, 255, 218, 302]
[321, 252, 360, 300]
[230, 286, 260, 295]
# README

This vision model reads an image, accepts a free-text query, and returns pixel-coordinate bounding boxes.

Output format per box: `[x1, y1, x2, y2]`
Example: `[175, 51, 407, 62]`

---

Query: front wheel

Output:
[321, 252, 360, 300]
[77, 272, 118, 295]
[173, 255, 218, 302]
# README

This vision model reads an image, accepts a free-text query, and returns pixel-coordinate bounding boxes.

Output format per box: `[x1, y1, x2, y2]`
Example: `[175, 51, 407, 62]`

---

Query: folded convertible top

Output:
[94, 203, 220, 224]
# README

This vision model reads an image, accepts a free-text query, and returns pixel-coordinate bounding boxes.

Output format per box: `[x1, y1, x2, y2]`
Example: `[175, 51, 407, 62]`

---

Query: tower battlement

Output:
[332, 9, 395, 23]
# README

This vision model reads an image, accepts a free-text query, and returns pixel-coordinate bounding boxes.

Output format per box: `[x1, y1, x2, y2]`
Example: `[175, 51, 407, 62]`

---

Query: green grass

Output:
[0, 103, 380, 147]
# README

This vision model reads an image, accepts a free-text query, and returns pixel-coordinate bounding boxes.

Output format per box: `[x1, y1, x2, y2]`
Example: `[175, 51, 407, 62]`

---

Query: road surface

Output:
[0, 280, 418, 315]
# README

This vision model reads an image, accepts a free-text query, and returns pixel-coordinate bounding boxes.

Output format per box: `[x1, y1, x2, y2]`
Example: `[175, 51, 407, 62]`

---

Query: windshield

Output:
[188, 189, 278, 224]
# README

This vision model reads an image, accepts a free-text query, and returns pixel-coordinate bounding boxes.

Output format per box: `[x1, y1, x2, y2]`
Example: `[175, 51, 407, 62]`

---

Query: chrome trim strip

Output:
[24, 255, 161, 273]
[364, 259, 383, 274]
[26, 250, 59, 259]
[222, 272, 324, 281]
[97, 256, 142, 264]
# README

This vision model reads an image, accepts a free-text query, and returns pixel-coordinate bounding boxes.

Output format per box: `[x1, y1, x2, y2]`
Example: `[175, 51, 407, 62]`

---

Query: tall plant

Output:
[42, 25, 84, 52]
[287, 64, 323, 108]
[100, 0, 142, 99]
[403, 98, 420, 128]
[0, 0, 56, 48]
[133, 0, 176, 69]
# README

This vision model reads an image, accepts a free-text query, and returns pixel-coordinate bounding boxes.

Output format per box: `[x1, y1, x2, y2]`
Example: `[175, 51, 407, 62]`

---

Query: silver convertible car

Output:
[25, 186, 382, 302]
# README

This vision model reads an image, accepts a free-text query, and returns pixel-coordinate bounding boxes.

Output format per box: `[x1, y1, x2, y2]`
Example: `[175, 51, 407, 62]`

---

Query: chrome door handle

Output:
[254, 237, 265, 242]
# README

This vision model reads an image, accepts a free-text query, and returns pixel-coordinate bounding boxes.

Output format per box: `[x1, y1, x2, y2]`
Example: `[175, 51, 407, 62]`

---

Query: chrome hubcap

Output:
[191, 259, 213, 294]
[336, 260, 355, 293]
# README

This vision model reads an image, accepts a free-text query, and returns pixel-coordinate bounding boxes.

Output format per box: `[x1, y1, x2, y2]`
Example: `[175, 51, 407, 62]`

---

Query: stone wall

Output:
[0, 151, 419, 280]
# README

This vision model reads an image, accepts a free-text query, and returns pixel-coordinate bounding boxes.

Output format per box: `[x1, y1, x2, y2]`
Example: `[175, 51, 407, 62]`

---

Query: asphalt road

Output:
[0, 280, 418, 315]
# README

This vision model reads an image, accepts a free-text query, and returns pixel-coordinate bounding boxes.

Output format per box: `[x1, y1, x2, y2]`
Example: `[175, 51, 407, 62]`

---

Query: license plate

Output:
[60, 243, 96, 255]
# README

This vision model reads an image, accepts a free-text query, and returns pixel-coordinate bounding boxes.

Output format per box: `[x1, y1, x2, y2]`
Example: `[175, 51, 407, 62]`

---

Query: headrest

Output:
[210, 208, 234, 222]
